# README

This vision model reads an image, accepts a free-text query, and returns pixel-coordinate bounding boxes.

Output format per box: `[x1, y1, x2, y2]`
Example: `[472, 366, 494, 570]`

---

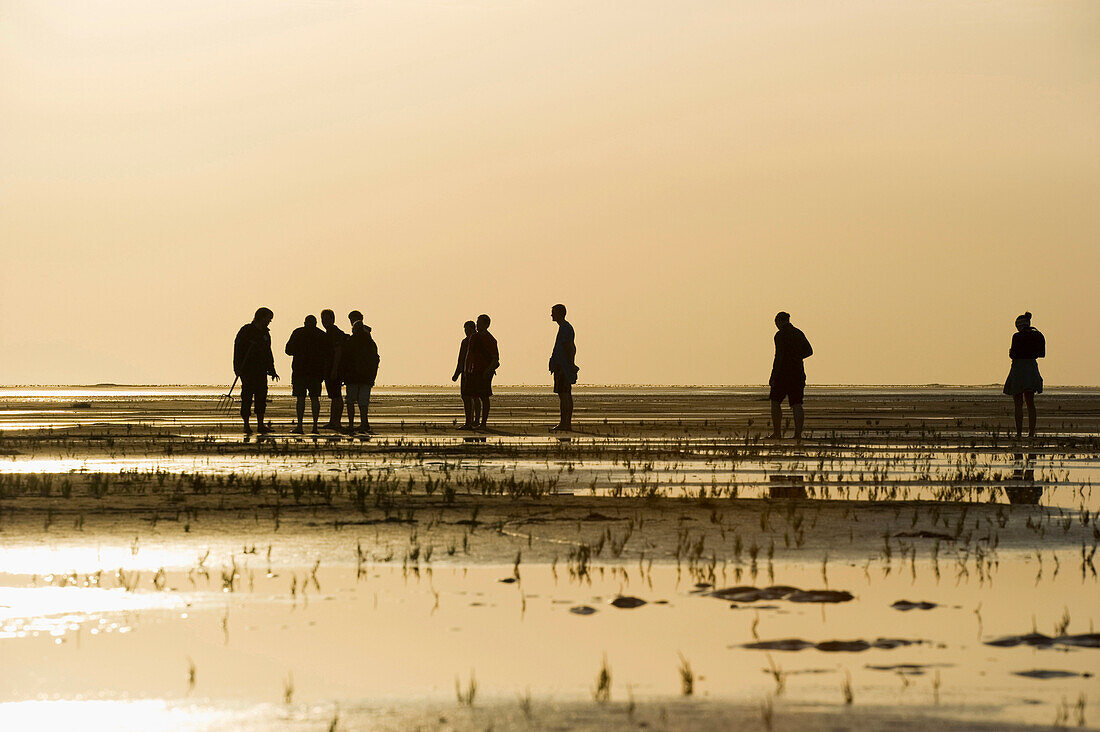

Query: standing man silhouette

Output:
[768, 311, 812, 441]
[320, 309, 347, 430]
[548, 304, 578, 431]
[1003, 311, 1045, 439]
[284, 314, 328, 434]
[234, 307, 278, 435]
[452, 320, 477, 429]
[465, 314, 499, 429]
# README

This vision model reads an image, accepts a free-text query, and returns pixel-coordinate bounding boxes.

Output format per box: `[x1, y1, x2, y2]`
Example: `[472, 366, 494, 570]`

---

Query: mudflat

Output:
[0, 387, 1097, 730]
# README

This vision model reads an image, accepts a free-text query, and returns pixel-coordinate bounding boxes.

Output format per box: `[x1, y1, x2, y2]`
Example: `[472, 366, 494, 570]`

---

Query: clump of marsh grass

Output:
[678, 652, 694, 696]
[592, 655, 611, 703]
[455, 670, 477, 706]
[841, 668, 854, 705]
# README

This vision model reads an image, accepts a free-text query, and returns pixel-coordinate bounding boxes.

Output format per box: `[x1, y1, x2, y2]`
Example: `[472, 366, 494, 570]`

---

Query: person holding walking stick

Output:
[233, 307, 279, 435]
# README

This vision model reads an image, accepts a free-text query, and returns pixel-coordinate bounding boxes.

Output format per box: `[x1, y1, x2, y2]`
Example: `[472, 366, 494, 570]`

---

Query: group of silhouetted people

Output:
[234, 308, 378, 434]
[233, 306, 1045, 440]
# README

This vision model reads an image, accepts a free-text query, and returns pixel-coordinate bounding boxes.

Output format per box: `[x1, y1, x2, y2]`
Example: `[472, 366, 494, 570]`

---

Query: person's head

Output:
[551, 303, 567, 322]
[476, 314, 491, 331]
[348, 310, 363, 325]
[464, 320, 476, 336]
[304, 315, 317, 328]
[774, 311, 791, 329]
[1015, 311, 1032, 332]
[320, 309, 335, 327]
[253, 307, 274, 327]
[352, 320, 370, 336]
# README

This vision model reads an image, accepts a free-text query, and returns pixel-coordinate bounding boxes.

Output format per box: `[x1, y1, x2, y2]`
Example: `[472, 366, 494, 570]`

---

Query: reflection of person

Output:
[465, 314, 499, 429]
[548, 304, 578, 432]
[320, 309, 347, 430]
[768, 311, 813, 441]
[234, 307, 278, 435]
[452, 320, 477, 430]
[344, 321, 380, 434]
[1003, 311, 1045, 439]
[284, 315, 328, 434]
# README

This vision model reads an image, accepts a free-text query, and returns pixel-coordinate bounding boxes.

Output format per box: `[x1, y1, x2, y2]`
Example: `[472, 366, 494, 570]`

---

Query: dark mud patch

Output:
[867, 663, 952, 675]
[609, 596, 646, 609]
[894, 530, 954, 540]
[1012, 669, 1094, 679]
[985, 633, 1100, 649]
[706, 585, 852, 604]
[744, 638, 926, 652]
[892, 600, 938, 611]
[569, 605, 597, 616]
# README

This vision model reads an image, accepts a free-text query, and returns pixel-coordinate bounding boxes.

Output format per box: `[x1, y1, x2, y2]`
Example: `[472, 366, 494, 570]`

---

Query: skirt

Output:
[1003, 359, 1043, 396]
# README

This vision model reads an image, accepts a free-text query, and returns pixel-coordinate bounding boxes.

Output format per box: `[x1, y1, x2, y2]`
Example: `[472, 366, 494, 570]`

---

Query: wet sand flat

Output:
[0, 387, 1097, 730]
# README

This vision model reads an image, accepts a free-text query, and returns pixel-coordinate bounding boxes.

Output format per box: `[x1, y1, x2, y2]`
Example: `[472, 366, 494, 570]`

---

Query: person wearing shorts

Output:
[284, 314, 328, 434]
[343, 320, 379, 434]
[548, 303, 578, 431]
[768, 311, 813, 441]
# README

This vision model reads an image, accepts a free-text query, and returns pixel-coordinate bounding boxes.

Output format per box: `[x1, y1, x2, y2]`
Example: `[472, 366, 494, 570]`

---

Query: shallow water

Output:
[0, 554, 1096, 728]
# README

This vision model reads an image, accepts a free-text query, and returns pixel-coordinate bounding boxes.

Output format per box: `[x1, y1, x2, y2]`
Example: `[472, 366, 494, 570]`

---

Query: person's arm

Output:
[454, 342, 467, 381]
[1036, 332, 1045, 359]
[1009, 333, 1019, 359]
[489, 339, 500, 373]
[233, 330, 245, 377]
[284, 332, 296, 358]
[265, 338, 278, 380]
[802, 333, 813, 360]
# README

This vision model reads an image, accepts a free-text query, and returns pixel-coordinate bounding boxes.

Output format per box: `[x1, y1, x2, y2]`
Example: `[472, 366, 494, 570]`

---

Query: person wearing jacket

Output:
[344, 320, 379, 434]
[233, 307, 278, 435]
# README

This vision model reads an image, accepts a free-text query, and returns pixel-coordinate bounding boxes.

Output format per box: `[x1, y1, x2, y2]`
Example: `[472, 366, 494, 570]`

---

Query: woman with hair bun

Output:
[1003, 311, 1045, 439]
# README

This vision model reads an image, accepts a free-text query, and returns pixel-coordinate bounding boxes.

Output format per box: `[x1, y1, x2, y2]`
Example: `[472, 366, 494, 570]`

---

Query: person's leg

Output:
[563, 393, 574, 429]
[479, 397, 490, 427]
[309, 394, 320, 431]
[1013, 394, 1024, 438]
[294, 392, 305, 432]
[769, 400, 783, 438]
[326, 379, 343, 428]
[461, 396, 473, 428]
[358, 387, 371, 432]
[471, 395, 481, 427]
[255, 381, 269, 433]
[240, 379, 254, 433]
[346, 385, 357, 432]
[791, 383, 805, 439]
[1024, 391, 1036, 438]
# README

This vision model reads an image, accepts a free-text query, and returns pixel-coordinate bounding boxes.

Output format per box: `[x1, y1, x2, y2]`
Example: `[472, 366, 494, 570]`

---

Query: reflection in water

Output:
[1004, 453, 1043, 505]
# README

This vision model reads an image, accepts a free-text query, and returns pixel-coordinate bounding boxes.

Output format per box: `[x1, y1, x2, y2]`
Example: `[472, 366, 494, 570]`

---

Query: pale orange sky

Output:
[1, 1, 1097, 386]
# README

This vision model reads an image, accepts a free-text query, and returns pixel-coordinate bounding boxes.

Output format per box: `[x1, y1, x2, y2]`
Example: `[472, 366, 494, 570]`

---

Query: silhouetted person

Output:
[768, 311, 812, 440]
[452, 320, 477, 429]
[320, 309, 347, 430]
[234, 307, 278, 435]
[344, 320, 379, 434]
[1003, 311, 1045, 439]
[284, 314, 328, 434]
[465, 314, 499, 429]
[549, 304, 578, 431]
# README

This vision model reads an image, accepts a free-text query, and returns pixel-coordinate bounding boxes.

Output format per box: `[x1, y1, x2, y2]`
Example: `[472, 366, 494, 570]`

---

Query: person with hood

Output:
[344, 320, 380, 434]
